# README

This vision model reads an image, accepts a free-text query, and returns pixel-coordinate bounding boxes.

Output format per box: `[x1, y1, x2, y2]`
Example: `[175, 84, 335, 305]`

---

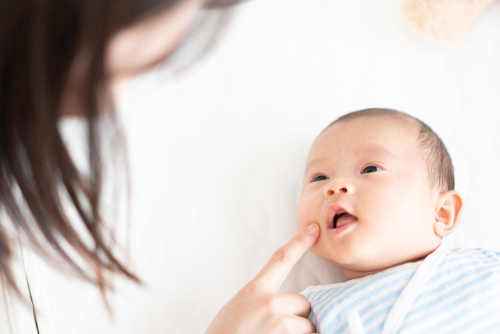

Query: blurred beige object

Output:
[1, 281, 13, 334]
[404, 0, 498, 46]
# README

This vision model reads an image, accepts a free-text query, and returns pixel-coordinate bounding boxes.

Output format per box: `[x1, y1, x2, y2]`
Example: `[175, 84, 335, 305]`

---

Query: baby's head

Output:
[296, 108, 463, 280]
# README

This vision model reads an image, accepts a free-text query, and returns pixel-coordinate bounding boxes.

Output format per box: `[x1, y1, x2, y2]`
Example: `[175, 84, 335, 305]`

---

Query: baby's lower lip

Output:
[327, 221, 357, 236]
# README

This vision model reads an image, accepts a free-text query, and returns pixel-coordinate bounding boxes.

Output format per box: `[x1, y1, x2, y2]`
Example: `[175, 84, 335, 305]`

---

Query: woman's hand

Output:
[205, 224, 320, 334]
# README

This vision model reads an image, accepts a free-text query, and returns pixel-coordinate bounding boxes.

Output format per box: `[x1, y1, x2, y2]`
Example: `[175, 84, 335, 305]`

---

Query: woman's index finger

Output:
[253, 224, 320, 292]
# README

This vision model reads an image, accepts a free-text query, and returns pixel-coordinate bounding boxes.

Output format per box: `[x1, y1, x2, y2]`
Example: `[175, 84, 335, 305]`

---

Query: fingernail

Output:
[306, 224, 318, 235]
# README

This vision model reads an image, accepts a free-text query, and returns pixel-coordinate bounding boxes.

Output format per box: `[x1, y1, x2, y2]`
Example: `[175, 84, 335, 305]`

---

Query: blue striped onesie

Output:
[300, 244, 500, 334]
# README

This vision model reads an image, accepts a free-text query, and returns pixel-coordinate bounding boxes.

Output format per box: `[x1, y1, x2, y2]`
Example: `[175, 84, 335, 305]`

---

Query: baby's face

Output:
[296, 116, 442, 276]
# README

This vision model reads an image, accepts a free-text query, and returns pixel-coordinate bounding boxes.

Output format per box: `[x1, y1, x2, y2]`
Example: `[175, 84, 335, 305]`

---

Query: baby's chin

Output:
[340, 256, 428, 280]
[310, 241, 399, 274]
[312, 243, 433, 281]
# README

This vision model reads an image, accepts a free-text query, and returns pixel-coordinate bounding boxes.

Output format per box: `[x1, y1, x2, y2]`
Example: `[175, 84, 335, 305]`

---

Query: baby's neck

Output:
[343, 255, 428, 280]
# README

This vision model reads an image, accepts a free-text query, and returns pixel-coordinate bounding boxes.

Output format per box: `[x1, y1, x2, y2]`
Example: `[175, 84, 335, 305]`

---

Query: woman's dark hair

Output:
[0, 0, 243, 299]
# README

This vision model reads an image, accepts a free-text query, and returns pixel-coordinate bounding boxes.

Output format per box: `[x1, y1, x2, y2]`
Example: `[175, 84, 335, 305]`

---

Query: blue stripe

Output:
[332, 317, 350, 334]
[306, 248, 500, 334]
[312, 285, 354, 316]
[464, 248, 490, 256]
[436, 251, 498, 274]
[366, 320, 384, 334]
[359, 288, 402, 317]
[440, 248, 496, 265]
[426, 256, 500, 288]
[397, 277, 497, 333]
[466, 248, 489, 255]
[404, 271, 496, 326]
[314, 282, 372, 318]
[362, 304, 392, 331]
[479, 319, 500, 334]
[310, 289, 324, 302]
[415, 263, 500, 303]
[449, 297, 500, 334]
[308, 289, 319, 301]
[308, 288, 323, 302]
[324, 272, 413, 333]
[312, 285, 343, 303]
[311, 286, 337, 302]
[333, 304, 392, 334]
[434, 253, 463, 268]
[333, 289, 402, 334]
[316, 269, 410, 321]
[360, 290, 403, 329]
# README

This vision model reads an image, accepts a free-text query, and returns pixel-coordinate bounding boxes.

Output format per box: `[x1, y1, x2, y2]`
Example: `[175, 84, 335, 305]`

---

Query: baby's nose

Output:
[326, 187, 348, 196]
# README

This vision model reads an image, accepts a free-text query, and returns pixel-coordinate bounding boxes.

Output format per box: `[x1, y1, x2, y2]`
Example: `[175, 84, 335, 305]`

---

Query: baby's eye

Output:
[362, 166, 382, 174]
[313, 175, 328, 182]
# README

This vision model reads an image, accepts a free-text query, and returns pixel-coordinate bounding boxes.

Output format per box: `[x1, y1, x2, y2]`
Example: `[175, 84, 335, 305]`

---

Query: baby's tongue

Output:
[336, 213, 357, 228]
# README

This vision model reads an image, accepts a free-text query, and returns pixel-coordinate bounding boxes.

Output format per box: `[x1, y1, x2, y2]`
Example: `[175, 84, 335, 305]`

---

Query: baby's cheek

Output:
[309, 236, 335, 264]
[295, 200, 308, 230]
[309, 242, 323, 258]
[295, 203, 317, 232]
[295, 212, 309, 232]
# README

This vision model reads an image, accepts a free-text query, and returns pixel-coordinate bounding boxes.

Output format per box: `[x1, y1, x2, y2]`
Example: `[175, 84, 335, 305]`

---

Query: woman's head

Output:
[0, 0, 243, 299]
[106, 0, 202, 81]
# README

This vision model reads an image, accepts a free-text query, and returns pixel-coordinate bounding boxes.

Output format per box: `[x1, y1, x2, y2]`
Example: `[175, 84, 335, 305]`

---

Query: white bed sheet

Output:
[7, 0, 500, 333]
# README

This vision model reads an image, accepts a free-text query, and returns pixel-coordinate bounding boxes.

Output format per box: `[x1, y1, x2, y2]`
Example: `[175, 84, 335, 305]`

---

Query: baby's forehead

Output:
[309, 115, 422, 162]
[325, 113, 419, 137]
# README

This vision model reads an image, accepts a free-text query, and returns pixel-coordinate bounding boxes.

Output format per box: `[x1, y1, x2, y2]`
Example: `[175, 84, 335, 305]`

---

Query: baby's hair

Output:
[328, 108, 454, 192]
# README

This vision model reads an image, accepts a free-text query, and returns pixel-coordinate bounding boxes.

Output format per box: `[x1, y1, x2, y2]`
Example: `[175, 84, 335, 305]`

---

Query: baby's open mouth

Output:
[332, 211, 358, 229]
[326, 205, 358, 231]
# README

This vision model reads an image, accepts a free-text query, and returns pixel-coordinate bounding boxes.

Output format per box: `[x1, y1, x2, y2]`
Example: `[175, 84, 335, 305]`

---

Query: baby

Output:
[296, 109, 500, 334]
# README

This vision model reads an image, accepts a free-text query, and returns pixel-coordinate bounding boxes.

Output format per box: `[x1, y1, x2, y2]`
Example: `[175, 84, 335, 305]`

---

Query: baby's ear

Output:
[434, 191, 464, 237]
